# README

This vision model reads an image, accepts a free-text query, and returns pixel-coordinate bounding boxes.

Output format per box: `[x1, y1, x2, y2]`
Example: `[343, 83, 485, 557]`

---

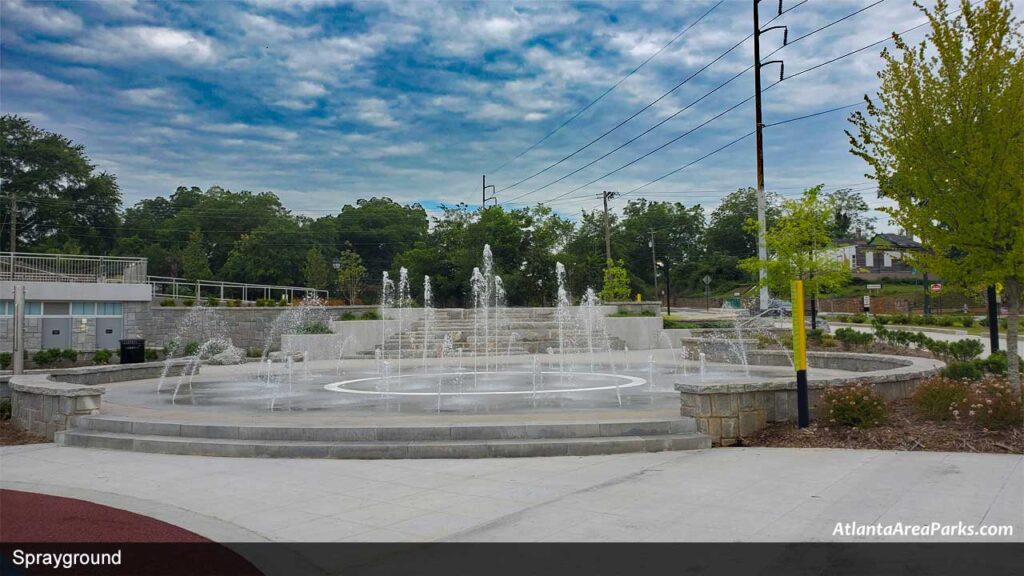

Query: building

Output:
[827, 234, 926, 280]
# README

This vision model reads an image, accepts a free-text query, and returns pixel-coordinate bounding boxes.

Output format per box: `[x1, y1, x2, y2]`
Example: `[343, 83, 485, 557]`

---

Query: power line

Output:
[497, 30, 755, 198]
[761, 0, 887, 61]
[487, 0, 726, 175]
[503, 0, 892, 207]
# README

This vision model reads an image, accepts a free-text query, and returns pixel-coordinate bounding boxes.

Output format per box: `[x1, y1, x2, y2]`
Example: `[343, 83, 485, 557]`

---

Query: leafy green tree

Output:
[333, 197, 428, 279]
[336, 249, 367, 305]
[0, 115, 121, 253]
[559, 210, 613, 299]
[220, 218, 308, 285]
[706, 187, 782, 260]
[825, 188, 876, 240]
[599, 260, 631, 302]
[181, 230, 212, 280]
[302, 247, 334, 293]
[847, 0, 1024, 387]
[620, 199, 706, 297]
[740, 186, 852, 326]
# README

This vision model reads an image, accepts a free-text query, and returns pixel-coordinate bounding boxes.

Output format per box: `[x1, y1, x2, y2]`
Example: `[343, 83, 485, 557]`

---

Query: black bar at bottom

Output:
[796, 369, 809, 428]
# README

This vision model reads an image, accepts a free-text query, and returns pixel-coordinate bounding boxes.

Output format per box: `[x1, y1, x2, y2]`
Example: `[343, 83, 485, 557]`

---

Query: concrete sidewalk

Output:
[1, 444, 1019, 544]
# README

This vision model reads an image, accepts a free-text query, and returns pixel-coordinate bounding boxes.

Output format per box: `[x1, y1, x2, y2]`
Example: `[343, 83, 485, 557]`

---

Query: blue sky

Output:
[3, 0, 1012, 226]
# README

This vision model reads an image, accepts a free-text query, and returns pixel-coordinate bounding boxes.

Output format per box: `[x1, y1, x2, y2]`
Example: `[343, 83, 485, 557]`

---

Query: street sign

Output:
[702, 275, 711, 285]
[866, 283, 881, 290]
[930, 283, 942, 294]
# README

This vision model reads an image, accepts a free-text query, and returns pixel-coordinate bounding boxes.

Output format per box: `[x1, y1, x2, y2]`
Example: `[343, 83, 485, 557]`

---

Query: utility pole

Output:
[753, 0, 786, 310]
[481, 175, 497, 207]
[602, 191, 617, 263]
[987, 285, 1000, 352]
[649, 229, 658, 296]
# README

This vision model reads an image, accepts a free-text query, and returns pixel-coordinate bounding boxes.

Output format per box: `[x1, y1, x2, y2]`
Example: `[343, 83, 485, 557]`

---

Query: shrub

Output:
[940, 362, 984, 381]
[806, 329, 825, 344]
[960, 316, 975, 327]
[980, 351, 1007, 375]
[296, 322, 332, 334]
[183, 341, 200, 356]
[206, 296, 220, 307]
[952, 376, 1023, 430]
[0, 352, 10, 370]
[819, 334, 838, 348]
[913, 377, 969, 420]
[360, 310, 380, 320]
[936, 316, 956, 327]
[144, 348, 160, 362]
[92, 349, 113, 364]
[227, 299, 241, 308]
[340, 311, 356, 320]
[32, 349, 62, 367]
[159, 298, 177, 307]
[849, 313, 867, 324]
[0, 398, 10, 421]
[834, 327, 874, 348]
[182, 298, 195, 307]
[246, 347, 263, 358]
[819, 384, 887, 427]
[61, 348, 79, 363]
[946, 339, 984, 362]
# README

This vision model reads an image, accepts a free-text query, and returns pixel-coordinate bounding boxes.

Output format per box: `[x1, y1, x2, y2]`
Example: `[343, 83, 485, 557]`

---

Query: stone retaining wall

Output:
[9, 375, 104, 440]
[676, 351, 942, 446]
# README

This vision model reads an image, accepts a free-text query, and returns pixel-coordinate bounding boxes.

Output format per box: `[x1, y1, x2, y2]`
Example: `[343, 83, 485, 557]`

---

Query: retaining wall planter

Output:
[676, 351, 943, 446]
[9, 375, 105, 440]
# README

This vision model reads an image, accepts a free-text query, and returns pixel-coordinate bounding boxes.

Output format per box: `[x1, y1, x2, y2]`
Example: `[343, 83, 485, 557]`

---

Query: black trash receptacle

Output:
[119, 338, 146, 364]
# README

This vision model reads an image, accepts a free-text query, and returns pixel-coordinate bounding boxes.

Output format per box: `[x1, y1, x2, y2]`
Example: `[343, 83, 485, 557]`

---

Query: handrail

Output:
[1, 252, 147, 284]
[147, 275, 328, 303]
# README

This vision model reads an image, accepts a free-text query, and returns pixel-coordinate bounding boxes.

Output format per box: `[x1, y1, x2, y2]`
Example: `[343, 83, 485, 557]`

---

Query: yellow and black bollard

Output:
[791, 280, 809, 427]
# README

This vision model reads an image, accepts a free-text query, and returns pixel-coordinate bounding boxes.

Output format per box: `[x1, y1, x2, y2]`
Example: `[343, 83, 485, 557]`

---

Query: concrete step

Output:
[57, 416, 708, 459]
[56, 430, 709, 459]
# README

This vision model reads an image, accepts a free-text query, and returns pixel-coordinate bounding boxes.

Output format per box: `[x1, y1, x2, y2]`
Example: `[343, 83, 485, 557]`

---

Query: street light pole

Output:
[649, 229, 658, 296]
[602, 191, 617, 263]
[658, 259, 672, 316]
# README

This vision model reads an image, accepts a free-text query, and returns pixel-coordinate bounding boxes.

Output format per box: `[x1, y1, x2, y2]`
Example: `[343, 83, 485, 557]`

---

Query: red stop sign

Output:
[930, 283, 942, 294]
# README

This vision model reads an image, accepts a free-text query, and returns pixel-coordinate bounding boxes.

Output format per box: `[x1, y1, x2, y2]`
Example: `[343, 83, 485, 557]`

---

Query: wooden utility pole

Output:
[602, 191, 617, 263]
[753, 0, 786, 310]
[482, 175, 497, 207]
[8, 192, 15, 253]
[649, 229, 658, 295]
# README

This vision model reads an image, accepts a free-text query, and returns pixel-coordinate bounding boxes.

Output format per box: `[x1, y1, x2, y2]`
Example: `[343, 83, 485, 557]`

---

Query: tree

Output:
[181, 230, 212, 280]
[847, 0, 1024, 387]
[740, 186, 852, 327]
[825, 188, 876, 240]
[0, 115, 122, 253]
[336, 250, 366, 305]
[619, 199, 705, 297]
[302, 247, 334, 293]
[599, 260, 631, 302]
[333, 197, 428, 279]
[706, 187, 782, 260]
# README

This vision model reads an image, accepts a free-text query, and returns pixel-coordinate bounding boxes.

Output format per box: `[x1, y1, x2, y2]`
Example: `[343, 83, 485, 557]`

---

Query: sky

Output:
[3, 0, 1016, 227]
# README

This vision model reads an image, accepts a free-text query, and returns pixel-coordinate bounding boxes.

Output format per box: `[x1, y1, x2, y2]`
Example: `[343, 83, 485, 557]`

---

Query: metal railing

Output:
[148, 276, 329, 304]
[1, 252, 147, 284]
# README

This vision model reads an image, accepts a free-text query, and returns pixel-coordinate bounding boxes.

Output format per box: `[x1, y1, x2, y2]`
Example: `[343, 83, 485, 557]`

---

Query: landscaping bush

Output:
[159, 298, 177, 307]
[360, 311, 380, 320]
[834, 327, 874, 348]
[952, 376, 1023, 430]
[32, 349, 62, 367]
[0, 352, 10, 370]
[940, 362, 984, 381]
[340, 311, 356, 320]
[246, 347, 263, 358]
[206, 296, 220, 307]
[61, 349, 79, 363]
[296, 322, 332, 334]
[849, 313, 868, 324]
[183, 341, 200, 356]
[947, 339, 984, 363]
[980, 351, 1007, 375]
[182, 298, 195, 307]
[819, 384, 887, 427]
[144, 348, 160, 362]
[226, 299, 241, 307]
[960, 316, 975, 327]
[913, 376, 970, 421]
[92, 349, 113, 364]
[0, 398, 10, 421]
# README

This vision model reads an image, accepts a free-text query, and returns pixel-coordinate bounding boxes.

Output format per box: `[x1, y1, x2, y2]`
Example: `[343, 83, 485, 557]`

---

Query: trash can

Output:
[119, 338, 146, 364]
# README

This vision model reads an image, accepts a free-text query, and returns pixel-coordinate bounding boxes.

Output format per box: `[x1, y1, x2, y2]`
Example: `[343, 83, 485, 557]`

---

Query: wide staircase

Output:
[372, 308, 627, 358]
[58, 415, 709, 459]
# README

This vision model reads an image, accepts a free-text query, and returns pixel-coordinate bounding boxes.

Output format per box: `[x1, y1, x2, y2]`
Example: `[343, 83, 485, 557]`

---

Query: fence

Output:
[148, 276, 329, 304]
[1, 252, 147, 283]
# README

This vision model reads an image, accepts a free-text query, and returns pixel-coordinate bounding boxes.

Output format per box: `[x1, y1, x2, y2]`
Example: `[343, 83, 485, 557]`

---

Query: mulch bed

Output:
[740, 398, 1023, 454]
[0, 420, 49, 446]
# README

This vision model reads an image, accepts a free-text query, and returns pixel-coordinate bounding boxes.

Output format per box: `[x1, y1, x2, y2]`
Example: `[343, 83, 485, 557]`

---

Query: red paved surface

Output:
[0, 489, 263, 575]
[0, 489, 211, 542]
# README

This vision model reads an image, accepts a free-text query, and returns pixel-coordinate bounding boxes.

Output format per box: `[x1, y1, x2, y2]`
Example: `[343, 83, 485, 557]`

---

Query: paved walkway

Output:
[1, 445, 1019, 546]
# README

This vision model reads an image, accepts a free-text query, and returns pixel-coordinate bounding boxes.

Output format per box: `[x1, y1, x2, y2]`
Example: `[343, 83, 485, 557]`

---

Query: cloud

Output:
[0, 69, 77, 96]
[2, 0, 82, 35]
[354, 98, 400, 128]
[48, 26, 217, 66]
[120, 87, 176, 108]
